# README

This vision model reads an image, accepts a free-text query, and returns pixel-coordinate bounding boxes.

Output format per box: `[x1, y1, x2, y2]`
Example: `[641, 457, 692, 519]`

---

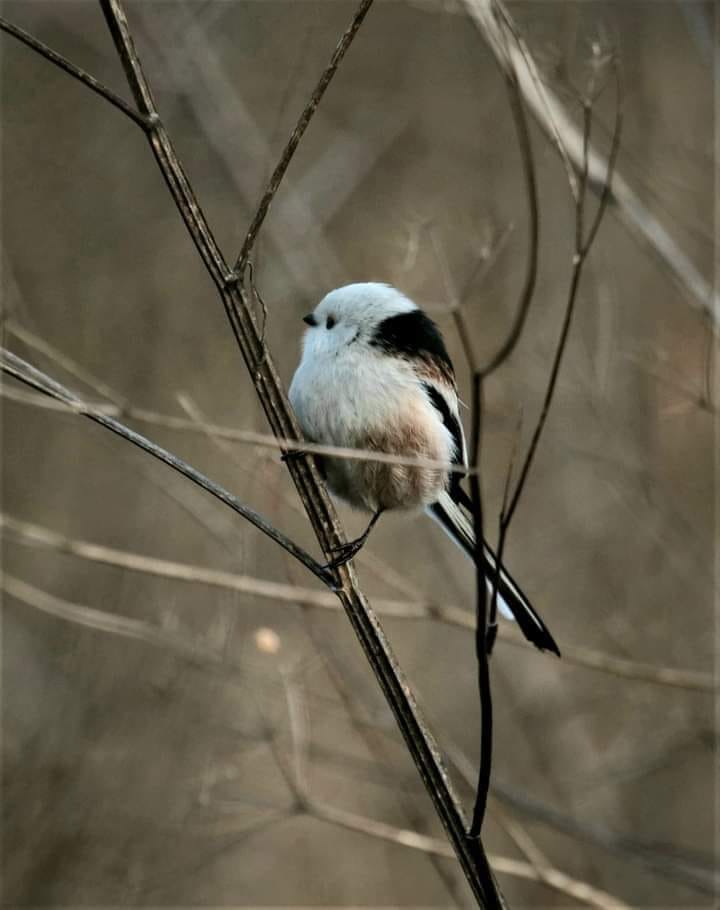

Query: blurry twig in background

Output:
[477, 22, 539, 380]
[0, 381, 472, 476]
[1, 573, 224, 664]
[5, 559, 712, 898]
[460, 0, 717, 321]
[489, 58, 622, 652]
[5, 514, 712, 690]
[443, 741, 719, 896]
[4, 319, 129, 409]
[453, 1, 544, 837]
[490, 806, 632, 910]
[429, 215, 494, 839]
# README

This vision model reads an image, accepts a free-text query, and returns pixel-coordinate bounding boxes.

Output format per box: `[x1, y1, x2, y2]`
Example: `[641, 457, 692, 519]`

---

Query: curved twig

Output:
[479, 35, 539, 377]
[0, 16, 150, 130]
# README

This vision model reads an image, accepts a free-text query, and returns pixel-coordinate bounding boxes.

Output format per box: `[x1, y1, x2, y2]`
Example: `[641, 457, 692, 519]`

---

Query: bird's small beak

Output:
[302, 314, 317, 327]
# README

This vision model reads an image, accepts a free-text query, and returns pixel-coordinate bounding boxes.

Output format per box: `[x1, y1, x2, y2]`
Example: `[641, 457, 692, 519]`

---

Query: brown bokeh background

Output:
[1, 0, 715, 905]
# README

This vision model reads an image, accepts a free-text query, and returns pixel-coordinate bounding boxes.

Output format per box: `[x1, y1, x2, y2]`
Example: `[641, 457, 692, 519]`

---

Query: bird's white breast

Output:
[289, 344, 456, 512]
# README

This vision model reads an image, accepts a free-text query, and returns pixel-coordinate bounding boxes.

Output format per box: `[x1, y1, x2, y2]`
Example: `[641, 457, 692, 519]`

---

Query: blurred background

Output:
[1, 0, 715, 905]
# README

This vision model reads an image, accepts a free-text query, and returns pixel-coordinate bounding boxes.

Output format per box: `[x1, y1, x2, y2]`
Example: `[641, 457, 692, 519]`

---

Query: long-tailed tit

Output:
[289, 282, 559, 654]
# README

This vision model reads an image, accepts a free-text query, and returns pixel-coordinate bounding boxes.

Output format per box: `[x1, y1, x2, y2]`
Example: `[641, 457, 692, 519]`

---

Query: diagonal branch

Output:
[1, 381, 470, 476]
[0, 16, 150, 130]
[95, 1, 503, 904]
[236, 0, 376, 272]
[4, 513, 713, 693]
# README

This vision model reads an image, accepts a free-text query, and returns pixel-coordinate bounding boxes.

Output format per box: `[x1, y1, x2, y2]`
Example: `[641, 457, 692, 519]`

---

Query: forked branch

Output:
[94, 1, 503, 905]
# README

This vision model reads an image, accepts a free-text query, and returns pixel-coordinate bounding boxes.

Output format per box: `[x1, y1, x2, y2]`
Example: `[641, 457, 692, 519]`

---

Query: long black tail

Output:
[428, 491, 560, 656]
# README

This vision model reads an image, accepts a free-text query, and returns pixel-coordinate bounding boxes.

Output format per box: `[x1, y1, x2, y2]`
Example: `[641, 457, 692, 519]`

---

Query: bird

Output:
[289, 282, 559, 655]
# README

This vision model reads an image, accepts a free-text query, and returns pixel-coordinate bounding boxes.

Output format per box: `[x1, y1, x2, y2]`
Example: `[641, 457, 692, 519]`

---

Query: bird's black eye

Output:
[326, 315, 336, 329]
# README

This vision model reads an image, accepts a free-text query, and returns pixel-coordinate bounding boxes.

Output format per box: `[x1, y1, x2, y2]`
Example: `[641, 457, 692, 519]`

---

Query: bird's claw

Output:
[281, 448, 308, 464]
[324, 539, 365, 571]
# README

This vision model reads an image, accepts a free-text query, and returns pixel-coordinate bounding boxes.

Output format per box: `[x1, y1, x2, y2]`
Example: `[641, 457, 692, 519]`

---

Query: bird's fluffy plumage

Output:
[290, 283, 463, 512]
[289, 282, 559, 655]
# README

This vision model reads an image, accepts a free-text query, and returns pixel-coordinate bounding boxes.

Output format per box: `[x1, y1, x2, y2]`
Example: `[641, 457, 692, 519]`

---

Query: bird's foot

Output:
[324, 537, 367, 570]
[281, 447, 308, 464]
[323, 510, 383, 571]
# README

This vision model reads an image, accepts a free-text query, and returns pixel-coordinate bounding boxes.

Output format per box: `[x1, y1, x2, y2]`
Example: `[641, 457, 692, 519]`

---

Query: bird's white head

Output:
[299, 282, 417, 359]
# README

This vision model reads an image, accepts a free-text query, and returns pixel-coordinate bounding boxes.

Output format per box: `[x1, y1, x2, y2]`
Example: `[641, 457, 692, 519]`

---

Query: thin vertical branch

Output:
[478, 33, 539, 377]
[501, 65, 623, 531]
[484, 65, 622, 643]
[468, 372, 492, 838]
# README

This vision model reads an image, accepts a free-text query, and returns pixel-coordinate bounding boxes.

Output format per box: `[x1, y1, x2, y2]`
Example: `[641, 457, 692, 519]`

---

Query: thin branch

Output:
[487, 408, 523, 633]
[5, 318, 128, 408]
[501, 64, 622, 530]
[236, 0, 375, 273]
[1, 349, 331, 584]
[299, 615, 468, 906]
[8, 557, 702, 905]
[468, 373, 492, 838]
[1, 380, 471, 476]
[2, 573, 223, 664]
[490, 806, 632, 910]
[429, 229, 493, 840]
[0, 16, 150, 130]
[307, 799, 631, 910]
[4, 513, 713, 692]
[175, 391, 432, 601]
[96, 1, 503, 903]
[0, 556, 702, 910]
[484, 64, 621, 685]
[478, 40, 539, 377]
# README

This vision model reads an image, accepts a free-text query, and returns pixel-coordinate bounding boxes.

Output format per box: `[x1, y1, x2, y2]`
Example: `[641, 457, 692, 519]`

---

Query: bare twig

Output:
[429, 224, 493, 840]
[5, 319, 128, 408]
[490, 806, 632, 910]
[235, 0, 375, 273]
[501, 65, 622, 532]
[1, 380, 472, 475]
[307, 799, 631, 909]
[5, 513, 713, 692]
[2, 573, 223, 664]
[1, 349, 332, 584]
[7, 562, 708, 902]
[483, 63, 621, 695]
[0, 16, 150, 130]
[478, 40, 539, 377]
[467, 373, 492, 838]
[487, 408, 523, 631]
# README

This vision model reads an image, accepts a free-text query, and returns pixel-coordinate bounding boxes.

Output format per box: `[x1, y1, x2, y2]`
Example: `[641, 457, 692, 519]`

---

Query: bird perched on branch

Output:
[289, 282, 559, 655]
